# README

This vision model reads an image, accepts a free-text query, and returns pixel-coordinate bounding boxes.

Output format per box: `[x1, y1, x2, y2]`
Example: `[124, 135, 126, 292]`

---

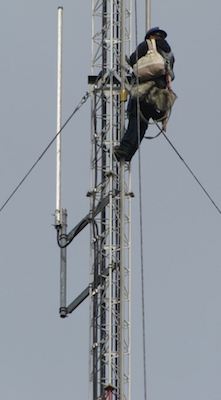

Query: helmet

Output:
[145, 26, 167, 40]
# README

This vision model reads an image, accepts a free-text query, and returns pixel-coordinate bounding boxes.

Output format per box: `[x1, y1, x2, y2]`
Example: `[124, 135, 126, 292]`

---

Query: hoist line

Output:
[153, 121, 221, 215]
[0, 91, 90, 215]
[134, 1, 148, 400]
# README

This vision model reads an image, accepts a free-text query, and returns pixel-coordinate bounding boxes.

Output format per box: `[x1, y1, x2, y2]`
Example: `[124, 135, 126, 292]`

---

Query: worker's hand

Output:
[162, 118, 168, 132]
[166, 74, 172, 91]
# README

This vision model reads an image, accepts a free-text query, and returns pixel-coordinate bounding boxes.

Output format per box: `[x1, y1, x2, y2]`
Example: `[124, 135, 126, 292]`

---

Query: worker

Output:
[114, 27, 176, 162]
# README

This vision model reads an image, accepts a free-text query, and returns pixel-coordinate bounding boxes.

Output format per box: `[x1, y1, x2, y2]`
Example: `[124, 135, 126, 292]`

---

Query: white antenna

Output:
[55, 6, 63, 226]
[145, 0, 151, 31]
[55, 7, 67, 319]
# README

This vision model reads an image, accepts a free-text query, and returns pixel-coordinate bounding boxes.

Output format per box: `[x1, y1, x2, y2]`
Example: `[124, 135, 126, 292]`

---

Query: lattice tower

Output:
[89, 1, 132, 400]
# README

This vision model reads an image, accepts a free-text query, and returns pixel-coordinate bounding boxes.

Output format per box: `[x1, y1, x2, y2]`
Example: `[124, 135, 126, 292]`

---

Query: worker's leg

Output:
[115, 97, 148, 161]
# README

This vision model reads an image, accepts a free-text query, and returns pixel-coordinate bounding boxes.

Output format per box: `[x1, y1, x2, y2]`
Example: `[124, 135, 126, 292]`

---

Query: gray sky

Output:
[0, 1, 221, 399]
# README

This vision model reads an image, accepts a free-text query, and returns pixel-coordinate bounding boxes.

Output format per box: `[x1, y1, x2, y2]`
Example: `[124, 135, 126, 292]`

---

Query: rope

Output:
[151, 121, 221, 215]
[134, 1, 148, 400]
[0, 91, 90, 215]
[163, 135, 221, 214]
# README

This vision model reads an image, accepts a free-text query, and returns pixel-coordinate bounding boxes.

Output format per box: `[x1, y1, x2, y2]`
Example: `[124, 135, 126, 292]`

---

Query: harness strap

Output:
[146, 38, 174, 90]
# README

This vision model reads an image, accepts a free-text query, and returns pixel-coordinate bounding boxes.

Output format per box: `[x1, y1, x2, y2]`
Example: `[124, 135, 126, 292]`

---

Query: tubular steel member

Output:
[119, 1, 127, 398]
[89, 1, 132, 400]
[55, 6, 63, 227]
[145, 0, 151, 31]
[55, 7, 67, 318]
[59, 208, 67, 318]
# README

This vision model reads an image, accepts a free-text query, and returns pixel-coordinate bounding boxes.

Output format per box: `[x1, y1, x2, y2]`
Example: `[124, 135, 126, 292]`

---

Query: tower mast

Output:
[89, 1, 132, 399]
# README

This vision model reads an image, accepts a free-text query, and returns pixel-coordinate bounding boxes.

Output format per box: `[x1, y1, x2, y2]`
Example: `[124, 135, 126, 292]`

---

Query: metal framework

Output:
[89, 1, 132, 400]
[54, 2, 139, 400]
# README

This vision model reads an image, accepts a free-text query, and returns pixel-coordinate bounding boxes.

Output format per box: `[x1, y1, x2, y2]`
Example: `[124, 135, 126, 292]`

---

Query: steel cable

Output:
[163, 132, 221, 215]
[150, 121, 221, 215]
[0, 91, 90, 214]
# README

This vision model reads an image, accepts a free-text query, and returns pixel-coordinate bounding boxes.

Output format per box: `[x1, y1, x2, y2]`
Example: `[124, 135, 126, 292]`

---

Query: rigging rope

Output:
[134, 1, 148, 400]
[0, 91, 90, 215]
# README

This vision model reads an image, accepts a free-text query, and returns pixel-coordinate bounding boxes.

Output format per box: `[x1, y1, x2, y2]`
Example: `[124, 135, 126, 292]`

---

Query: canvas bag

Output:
[145, 84, 177, 114]
[133, 38, 166, 80]
[130, 80, 177, 114]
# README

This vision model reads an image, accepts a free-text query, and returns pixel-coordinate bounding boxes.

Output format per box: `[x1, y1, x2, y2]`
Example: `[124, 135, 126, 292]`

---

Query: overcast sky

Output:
[0, 1, 221, 400]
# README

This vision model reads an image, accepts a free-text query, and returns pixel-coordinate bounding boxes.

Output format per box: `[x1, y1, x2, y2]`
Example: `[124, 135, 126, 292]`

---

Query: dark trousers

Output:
[120, 97, 164, 161]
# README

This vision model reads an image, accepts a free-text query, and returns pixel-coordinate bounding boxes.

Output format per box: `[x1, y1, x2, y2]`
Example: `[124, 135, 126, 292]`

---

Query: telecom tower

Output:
[54, 2, 149, 400]
[89, 1, 132, 400]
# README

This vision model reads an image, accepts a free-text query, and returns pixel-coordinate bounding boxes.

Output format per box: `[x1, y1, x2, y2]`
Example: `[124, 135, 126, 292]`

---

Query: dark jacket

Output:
[129, 38, 175, 85]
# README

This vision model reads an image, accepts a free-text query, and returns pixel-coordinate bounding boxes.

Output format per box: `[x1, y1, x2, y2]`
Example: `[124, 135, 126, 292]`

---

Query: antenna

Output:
[55, 6, 63, 227]
[55, 7, 67, 318]
[145, 0, 151, 31]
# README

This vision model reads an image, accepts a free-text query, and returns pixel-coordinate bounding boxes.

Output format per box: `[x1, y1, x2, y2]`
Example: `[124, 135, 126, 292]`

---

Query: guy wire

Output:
[0, 91, 90, 215]
[153, 121, 221, 215]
